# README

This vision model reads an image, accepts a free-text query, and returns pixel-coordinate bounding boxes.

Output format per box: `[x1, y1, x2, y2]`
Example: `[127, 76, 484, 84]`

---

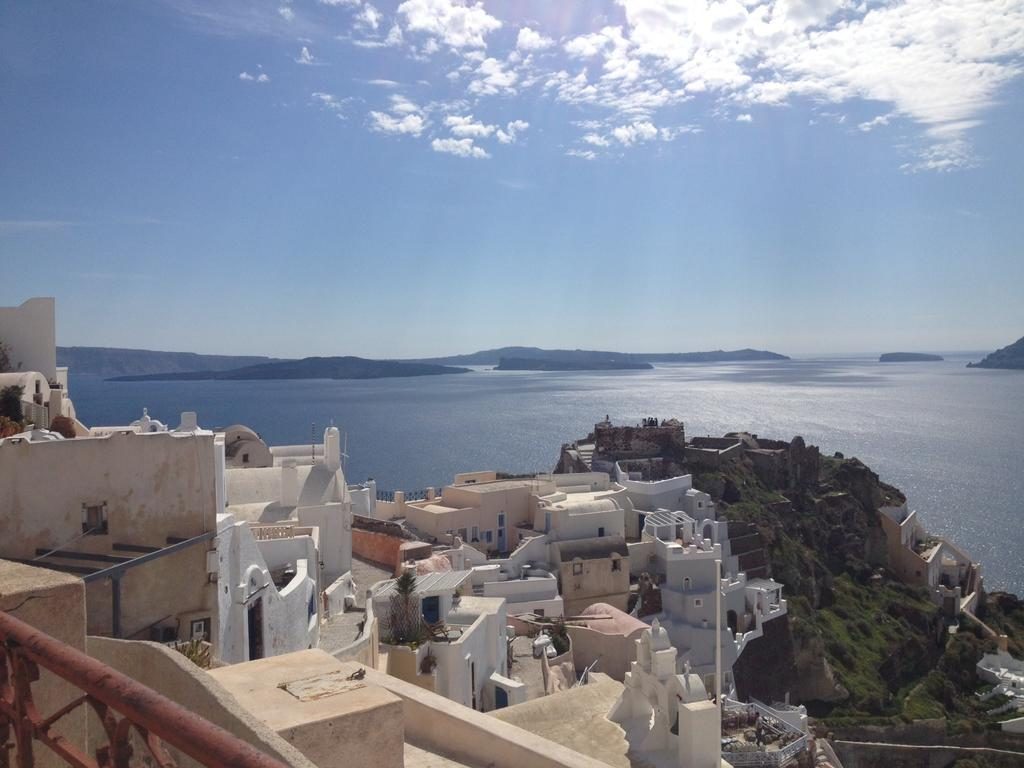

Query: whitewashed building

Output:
[371, 570, 526, 711]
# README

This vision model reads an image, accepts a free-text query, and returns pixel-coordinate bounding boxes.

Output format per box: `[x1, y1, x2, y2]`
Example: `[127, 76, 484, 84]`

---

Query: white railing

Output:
[723, 735, 808, 766]
[722, 699, 809, 767]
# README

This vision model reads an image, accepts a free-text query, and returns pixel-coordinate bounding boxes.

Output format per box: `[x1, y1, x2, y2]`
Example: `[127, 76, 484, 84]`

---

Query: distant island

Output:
[408, 346, 789, 366]
[58, 346, 283, 378]
[879, 352, 944, 362]
[108, 356, 470, 382]
[967, 335, 1024, 370]
[495, 357, 653, 372]
[61, 344, 789, 379]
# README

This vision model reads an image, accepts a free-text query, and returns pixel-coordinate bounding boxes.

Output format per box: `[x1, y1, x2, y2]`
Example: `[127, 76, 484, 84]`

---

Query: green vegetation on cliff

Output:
[691, 452, 1019, 731]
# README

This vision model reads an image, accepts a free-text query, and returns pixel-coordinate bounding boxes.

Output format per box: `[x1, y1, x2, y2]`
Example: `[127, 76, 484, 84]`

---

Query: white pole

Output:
[715, 558, 722, 706]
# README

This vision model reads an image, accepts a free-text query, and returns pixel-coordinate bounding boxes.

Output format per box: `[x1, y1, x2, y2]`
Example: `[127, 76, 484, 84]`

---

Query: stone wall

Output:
[593, 423, 686, 461]
[87, 637, 314, 768]
[834, 741, 1024, 768]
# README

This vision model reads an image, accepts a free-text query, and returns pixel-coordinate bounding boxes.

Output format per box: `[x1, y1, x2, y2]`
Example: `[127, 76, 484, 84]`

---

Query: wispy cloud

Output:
[165, 0, 1024, 171]
[310, 92, 351, 117]
[239, 70, 270, 83]
[0, 220, 77, 233]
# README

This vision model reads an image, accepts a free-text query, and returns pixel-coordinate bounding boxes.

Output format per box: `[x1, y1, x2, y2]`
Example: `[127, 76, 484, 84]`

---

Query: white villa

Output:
[879, 502, 983, 616]
[0, 297, 80, 432]
[371, 569, 526, 711]
[622, 470, 788, 695]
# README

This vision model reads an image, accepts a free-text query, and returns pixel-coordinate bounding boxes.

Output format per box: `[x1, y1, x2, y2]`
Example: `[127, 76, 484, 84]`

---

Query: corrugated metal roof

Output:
[372, 569, 473, 599]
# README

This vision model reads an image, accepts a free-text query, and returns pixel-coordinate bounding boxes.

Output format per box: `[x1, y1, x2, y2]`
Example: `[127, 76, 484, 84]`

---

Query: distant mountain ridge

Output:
[967, 336, 1024, 370]
[58, 346, 285, 378]
[108, 356, 469, 382]
[59, 344, 790, 379]
[495, 357, 654, 371]
[408, 346, 789, 366]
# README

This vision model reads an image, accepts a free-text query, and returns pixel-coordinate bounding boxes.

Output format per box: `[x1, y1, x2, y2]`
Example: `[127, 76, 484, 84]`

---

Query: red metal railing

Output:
[0, 610, 288, 768]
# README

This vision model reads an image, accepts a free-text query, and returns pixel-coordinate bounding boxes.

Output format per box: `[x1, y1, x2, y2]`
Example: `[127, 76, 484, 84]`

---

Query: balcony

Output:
[0, 609, 286, 768]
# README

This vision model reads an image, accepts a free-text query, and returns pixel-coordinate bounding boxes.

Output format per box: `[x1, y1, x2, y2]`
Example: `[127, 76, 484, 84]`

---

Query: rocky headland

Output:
[555, 419, 1024, 742]
[968, 336, 1024, 370]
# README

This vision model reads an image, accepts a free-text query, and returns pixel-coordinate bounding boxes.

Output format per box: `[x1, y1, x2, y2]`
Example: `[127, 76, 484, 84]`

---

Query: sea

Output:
[69, 353, 1024, 594]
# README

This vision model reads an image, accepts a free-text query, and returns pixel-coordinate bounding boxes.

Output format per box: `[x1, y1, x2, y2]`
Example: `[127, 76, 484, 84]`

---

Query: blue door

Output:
[495, 686, 509, 709]
[422, 595, 440, 623]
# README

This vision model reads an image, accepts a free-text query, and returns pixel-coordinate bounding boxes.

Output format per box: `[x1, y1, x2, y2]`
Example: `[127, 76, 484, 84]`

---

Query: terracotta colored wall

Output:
[352, 528, 405, 571]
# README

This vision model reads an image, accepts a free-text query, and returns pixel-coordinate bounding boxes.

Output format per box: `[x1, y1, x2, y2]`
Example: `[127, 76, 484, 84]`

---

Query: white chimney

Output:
[324, 426, 342, 471]
[281, 459, 298, 508]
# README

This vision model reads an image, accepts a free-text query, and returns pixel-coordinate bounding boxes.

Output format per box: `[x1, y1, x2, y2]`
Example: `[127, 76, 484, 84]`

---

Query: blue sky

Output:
[1, 0, 1022, 357]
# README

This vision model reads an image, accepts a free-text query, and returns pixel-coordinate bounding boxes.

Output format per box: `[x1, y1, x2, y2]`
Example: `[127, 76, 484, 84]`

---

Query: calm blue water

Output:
[70, 354, 1024, 593]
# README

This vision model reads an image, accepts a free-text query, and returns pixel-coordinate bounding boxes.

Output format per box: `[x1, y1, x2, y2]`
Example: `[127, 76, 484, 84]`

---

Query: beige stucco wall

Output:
[566, 625, 644, 681]
[0, 297, 57, 381]
[0, 430, 218, 640]
[559, 558, 630, 616]
[355, 660, 613, 768]
[0, 560, 87, 768]
[86, 637, 315, 768]
[210, 650, 405, 768]
[406, 480, 550, 552]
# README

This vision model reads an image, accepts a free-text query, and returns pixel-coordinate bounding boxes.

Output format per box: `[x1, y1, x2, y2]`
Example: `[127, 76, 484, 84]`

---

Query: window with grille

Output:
[82, 502, 108, 535]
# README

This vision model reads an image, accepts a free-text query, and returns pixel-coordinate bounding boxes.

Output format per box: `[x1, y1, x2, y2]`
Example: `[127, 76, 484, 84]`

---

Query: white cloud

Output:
[468, 57, 517, 96]
[240, 71, 270, 83]
[384, 23, 404, 46]
[858, 113, 891, 132]
[368, 95, 427, 136]
[615, 0, 1024, 168]
[443, 115, 528, 145]
[517, 27, 554, 52]
[356, 3, 383, 31]
[295, 46, 315, 65]
[611, 121, 659, 145]
[365, 79, 401, 88]
[369, 111, 426, 135]
[389, 94, 421, 114]
[278, 5, 295, 22]
[318, 0, 360, 5]
[496, 119, 529, 144]
[445, 114, 495, 138]
[566, 149, 597, 160]
[397, 0, 501, 49]
[564, 31, 610, 59]
[304, 0, 1023, 169]
[431, 137, 491, 158]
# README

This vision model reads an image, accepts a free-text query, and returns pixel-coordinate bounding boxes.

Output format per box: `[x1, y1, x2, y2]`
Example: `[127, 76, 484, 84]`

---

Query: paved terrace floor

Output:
[319, 556, 392, 653]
